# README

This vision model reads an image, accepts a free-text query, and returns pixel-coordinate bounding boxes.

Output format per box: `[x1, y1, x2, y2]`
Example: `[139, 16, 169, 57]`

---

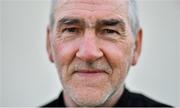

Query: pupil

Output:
[69, 28, 75, 32]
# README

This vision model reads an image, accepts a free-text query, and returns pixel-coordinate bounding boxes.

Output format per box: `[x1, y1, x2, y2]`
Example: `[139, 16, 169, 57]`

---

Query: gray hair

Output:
[49, 0, 140, 37]
[128, 0, 140, 37]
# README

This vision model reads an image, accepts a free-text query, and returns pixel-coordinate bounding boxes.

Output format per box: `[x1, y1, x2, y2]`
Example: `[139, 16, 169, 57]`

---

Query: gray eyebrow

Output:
[58, 17, 84, 26]
[97, 19, 125, 27]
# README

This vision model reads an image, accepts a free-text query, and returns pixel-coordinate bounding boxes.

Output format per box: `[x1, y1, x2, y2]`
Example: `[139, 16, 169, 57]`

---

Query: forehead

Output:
[53, 0, 128, 23]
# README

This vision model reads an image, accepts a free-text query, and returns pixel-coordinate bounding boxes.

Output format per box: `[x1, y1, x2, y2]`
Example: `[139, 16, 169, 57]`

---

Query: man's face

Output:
[47, 0, 142, 106]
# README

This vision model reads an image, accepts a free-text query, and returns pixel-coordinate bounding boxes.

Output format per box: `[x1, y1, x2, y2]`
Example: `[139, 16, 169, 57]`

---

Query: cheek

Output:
[101, 40, 134, 86]
[102, 41, 133, 68]
[52, 39, 80, 74]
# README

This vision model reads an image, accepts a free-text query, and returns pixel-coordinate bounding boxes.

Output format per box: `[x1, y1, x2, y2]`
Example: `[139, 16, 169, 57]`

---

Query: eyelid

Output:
[62, 25, 78, 29]
[62, 27, 82, 34]
[101, 28, 120, 34]
[63, 27, 76, 31]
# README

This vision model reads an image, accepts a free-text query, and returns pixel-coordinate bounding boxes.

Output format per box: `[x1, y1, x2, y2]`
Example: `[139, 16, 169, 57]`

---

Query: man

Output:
[44, 0, 170, 107]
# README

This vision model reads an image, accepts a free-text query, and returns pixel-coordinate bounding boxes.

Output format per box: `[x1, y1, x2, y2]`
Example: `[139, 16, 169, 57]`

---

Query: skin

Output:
[47, 0, 142, 107]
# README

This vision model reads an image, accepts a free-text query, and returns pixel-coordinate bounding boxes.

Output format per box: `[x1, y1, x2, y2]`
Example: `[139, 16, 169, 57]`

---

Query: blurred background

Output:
[0, 0, 179, 107]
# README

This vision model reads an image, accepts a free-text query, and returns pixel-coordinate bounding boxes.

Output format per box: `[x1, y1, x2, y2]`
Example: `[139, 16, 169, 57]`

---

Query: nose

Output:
[76, 30, 103, 62]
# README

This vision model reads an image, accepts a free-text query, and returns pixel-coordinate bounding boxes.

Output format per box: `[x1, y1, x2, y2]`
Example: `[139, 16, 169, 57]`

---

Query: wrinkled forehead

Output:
[56, 0, 127, 8]
[53, 0, 128, 14]
[53, 0, 129, 25]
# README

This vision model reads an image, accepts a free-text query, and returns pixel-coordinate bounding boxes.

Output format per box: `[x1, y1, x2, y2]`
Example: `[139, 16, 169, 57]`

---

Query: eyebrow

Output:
[97, 19, 125, 27]
[58, 17, 84, 26]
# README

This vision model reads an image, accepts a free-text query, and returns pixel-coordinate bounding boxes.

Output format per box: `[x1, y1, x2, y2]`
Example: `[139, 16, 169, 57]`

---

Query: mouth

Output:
[71, 69, 109, 87]
[74, 70, 107, 78]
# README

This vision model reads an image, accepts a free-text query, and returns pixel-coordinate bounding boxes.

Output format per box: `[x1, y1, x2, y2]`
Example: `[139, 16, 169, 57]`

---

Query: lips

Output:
[74, 70, 106, 77]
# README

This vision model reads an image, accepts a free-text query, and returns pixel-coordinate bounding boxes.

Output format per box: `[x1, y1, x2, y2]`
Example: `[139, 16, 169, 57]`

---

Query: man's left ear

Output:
[46, 25, 54, 63]
[132, 29, 143, 65]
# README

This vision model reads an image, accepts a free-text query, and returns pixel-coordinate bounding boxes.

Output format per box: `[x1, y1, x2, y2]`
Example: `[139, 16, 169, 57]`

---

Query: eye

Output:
[63, 27, 80, 33]
[102, 29, 119, 35]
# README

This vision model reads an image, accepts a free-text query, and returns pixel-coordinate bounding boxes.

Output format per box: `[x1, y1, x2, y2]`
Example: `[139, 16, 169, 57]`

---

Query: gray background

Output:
[0, 0, 180, 107]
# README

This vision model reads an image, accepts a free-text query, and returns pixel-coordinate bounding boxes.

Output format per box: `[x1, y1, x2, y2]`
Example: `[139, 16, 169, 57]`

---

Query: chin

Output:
[67, 86, 114, 107]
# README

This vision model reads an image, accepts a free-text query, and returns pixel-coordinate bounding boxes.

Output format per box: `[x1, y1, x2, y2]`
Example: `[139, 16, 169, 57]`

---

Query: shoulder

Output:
[42, 92, 65, 107]
[42, 99, 59, 107]
[129, 92, 170, 107]
[115, 88, 172, 107]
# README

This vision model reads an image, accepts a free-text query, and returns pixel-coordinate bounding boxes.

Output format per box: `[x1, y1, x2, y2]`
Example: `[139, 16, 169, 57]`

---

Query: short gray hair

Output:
[49, 0, 140, 37]
[128, 0, 140, 37]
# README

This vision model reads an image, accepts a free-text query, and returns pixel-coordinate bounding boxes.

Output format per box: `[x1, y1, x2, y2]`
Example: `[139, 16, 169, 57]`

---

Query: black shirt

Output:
[43, 88, 171, 107]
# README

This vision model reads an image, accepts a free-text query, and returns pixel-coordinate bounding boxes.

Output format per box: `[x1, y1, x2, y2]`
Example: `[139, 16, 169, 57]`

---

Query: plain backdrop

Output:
[0, 0, 2, 106]
[0, 0, 180, 107]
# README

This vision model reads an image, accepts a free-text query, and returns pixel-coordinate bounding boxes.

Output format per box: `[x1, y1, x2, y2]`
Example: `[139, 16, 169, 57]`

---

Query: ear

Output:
[46, 25, 54, 63]
[131, 29, 143, 65]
